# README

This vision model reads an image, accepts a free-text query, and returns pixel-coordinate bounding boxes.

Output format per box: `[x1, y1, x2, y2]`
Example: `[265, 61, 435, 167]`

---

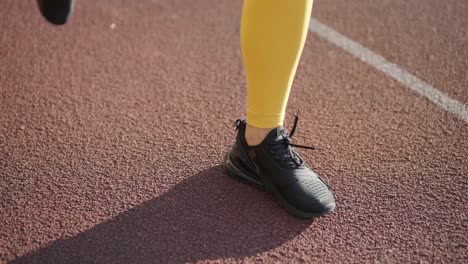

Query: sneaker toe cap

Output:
[283, 174, 335, 215]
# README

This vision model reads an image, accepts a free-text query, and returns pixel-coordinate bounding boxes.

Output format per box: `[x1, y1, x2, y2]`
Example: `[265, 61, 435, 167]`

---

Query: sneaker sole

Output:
[224, 150, 335, 219]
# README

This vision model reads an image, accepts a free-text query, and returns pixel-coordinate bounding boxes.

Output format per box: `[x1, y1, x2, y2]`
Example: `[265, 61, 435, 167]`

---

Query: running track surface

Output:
[1, 0, 467, 263]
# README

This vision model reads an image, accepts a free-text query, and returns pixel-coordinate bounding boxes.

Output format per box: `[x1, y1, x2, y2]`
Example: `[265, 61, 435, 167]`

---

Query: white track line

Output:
[309, 19, 468, 123]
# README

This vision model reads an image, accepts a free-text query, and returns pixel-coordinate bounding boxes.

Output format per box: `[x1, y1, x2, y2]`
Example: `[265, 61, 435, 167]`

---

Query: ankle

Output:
[245, 124, 278, 146]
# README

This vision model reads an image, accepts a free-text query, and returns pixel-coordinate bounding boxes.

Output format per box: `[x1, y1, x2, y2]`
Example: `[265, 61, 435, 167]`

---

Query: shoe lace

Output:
[269, 111, 317, 167]
[280, 114, 334, 191]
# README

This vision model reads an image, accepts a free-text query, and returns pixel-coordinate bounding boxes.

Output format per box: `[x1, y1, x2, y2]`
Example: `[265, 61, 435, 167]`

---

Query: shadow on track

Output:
[13, 166, 312, 263]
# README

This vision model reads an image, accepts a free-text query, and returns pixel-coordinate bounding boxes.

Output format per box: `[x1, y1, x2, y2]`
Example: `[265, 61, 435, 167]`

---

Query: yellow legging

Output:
[241, 0, 313, 128]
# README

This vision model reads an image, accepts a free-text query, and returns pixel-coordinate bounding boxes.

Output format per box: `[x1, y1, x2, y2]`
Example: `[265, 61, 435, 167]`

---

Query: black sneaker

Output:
[224, 115, 335, 218]
[36, 0, 75, 25]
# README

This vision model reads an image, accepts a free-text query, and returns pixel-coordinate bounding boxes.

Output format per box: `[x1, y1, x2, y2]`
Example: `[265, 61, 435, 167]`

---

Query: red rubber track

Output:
[315, 0, 468, 104]
[1, 0, 467, 263]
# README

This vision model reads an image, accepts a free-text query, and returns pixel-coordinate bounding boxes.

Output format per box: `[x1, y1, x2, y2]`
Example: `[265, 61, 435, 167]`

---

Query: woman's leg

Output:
[241, 0, 313, 145]
[225, 0, 335, 218]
